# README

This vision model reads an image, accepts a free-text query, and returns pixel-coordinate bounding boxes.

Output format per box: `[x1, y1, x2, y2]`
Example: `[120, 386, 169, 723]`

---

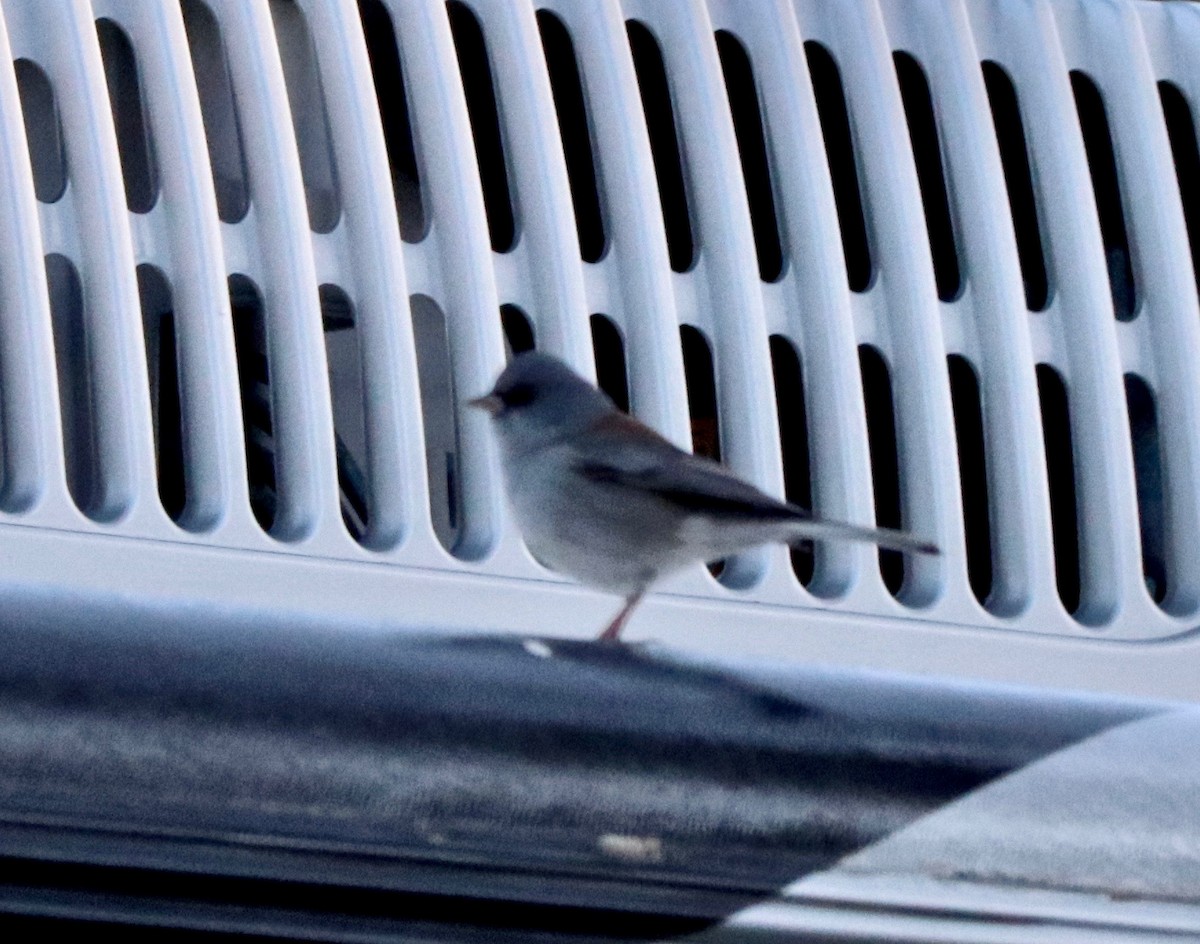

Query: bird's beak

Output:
[467, 393, 503, 415]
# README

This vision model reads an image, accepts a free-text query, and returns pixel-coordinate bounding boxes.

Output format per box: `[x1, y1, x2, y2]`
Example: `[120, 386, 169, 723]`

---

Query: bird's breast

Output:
[501, 447, 687, 594]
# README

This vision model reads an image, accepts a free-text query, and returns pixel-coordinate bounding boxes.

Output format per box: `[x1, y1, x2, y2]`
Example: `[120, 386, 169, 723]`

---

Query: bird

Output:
[470, 352, 938, 643]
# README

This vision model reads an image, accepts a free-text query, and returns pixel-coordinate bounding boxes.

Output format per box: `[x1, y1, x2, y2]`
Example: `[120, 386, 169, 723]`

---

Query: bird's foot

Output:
[596, 589, 646, 644]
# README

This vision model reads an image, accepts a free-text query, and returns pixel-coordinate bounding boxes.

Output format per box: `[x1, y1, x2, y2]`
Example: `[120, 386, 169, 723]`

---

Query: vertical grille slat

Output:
[625, 3, 784, 593]
[6, 0, 158, 525]
[0, 11, 59, 513]
[463, 0, 595, 376]
[715, 4, 876, 600]
[973, 0, 1142, 627]
[201, 0, 339, 543]
[296, 0, 429, 553]
[1072, 1, 1200, 619]
[379, 0, 509, 562]
[797, 0, 959, 608]
[1042, 0, 1200, 627]
[891, 0, 1058, 621]
[101, 0, 251, 537]
[539, 0, 691, 453]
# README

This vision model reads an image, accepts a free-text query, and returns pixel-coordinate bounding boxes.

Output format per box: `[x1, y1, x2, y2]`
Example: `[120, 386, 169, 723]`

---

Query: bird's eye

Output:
[500, 383, 537, 408]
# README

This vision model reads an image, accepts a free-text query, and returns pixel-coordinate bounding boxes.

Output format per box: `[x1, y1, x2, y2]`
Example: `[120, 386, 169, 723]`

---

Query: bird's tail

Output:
[785, 516, 939, 556]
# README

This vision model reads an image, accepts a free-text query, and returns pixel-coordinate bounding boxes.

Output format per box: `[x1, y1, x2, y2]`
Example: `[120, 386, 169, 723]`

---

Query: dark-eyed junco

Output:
[470, 352, 938, 642]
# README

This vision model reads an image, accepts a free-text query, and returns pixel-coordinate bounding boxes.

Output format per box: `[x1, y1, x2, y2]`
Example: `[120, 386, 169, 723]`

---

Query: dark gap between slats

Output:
[47, 254, 109, 521]
[321, 284, 372, 545]
[500, 304, 535, 358]
[1158, 81, 1200, 309]
[947, 355, 993, 605]
[447, 1, 515, 253]
[1070, 71, 1136, 321]
[180, 0, 250, 223]
[681, 326, 719, 463]
[769, 336, 813, 586]
[1124, 373, 1167, 605]
[97, 19, 158, 214]
[359, 0, 426, 243]
[894, 52, 960, 302]
[804, 42, 872, 292]
[628, 21, 694, 273]
[410, 294, 462, 555]
[591, 314, 629, 414]
[982, 61, 1048, 311]
[681, 326, 721, 578]
[269, 0, 342, 234]
[137, 265, 188, 527]
[538, 11, 605, 263]
[14, 59, 66, 204]
[716, 31, 783, 282]
[1036, 364, 1081, 615]
[228, 274, 277, 534]
[858, 345, 904, 596]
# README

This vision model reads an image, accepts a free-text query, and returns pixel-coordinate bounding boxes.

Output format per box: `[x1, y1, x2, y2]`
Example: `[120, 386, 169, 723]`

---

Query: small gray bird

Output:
[470, 352, 938, 642]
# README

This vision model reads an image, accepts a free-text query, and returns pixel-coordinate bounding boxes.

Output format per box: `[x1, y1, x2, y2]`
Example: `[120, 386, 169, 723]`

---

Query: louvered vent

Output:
[0, 0, 1198, 697]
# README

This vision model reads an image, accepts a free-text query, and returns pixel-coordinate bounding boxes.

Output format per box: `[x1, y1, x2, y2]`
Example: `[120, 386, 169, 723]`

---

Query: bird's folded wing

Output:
[574, 410, 800, 520]
[574, 414, 939, 555]
[576, 454, 800, 522]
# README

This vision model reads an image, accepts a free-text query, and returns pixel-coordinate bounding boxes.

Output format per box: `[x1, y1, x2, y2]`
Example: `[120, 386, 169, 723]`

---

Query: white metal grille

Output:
[0, 0, 1198, 698]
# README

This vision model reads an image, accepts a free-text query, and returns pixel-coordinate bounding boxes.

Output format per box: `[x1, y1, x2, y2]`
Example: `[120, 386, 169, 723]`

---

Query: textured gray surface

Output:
[0, 612, 1168, 937]
[826, 708, 1200, 901]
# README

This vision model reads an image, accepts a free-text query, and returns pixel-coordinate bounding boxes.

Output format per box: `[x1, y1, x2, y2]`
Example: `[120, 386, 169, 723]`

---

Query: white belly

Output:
[501, 444, 688, 595]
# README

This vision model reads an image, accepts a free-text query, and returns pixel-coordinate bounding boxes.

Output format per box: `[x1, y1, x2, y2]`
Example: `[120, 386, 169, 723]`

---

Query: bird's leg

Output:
[597, 589, 645, 643]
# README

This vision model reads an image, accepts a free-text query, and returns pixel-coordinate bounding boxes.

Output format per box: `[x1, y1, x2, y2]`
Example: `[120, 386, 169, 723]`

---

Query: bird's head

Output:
[468, 352, 614, 452]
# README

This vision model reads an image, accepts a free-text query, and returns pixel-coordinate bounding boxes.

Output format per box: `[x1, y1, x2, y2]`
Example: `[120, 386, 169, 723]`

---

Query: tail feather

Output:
[786, 517, 939, 556]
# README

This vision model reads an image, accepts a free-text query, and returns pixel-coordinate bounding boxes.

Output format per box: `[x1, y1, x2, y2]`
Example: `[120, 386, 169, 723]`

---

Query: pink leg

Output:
[597, 589, 646, 643]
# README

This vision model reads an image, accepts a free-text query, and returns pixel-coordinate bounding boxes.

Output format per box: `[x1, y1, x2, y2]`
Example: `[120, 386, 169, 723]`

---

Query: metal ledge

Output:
[0, 613, 1189, 939]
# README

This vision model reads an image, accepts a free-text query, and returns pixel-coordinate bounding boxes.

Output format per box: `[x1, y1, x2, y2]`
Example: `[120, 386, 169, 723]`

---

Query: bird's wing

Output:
[575, 411, 939, 556]
[574, 412, 798, 521]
